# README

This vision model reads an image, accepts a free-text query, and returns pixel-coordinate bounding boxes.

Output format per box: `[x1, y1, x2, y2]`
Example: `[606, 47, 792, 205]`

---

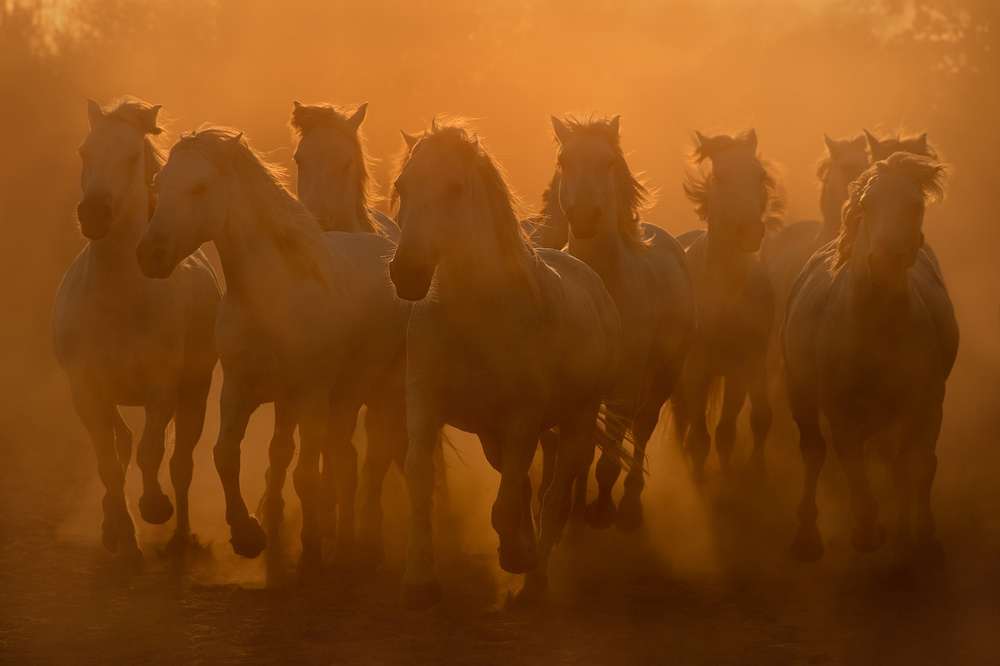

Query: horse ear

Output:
[915, 132, 928, 153]
[293, 100, 303, 109]
[471, 132, 479, 149]
[401, 130, 420, 151]
[864, 129, 881, 153]
[229, 132, 244, 146]
[694, 130, 709, 148]
[431, 116, 440, 133]
[146, 104, 163, 134]
[348, 103, 368, 131]
[86, 98, 104, 129]
[609, 115, 620, 136]
[823, 133, 838, 155]
[745, 128, 758, 153]
[551, 116, 570, 144]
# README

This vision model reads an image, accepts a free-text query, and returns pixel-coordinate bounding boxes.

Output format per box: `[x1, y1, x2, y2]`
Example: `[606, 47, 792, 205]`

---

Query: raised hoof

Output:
[498, 541, 540, 575]
[615, 495, 644, 533]
[402, 579, 443, 610]
[851, 523, 887, 554]
[585, 498, 617, 530]
[230, 517, 267, 558]
[138, 493, 174, 525]
[355, 538, 386, 570]
[914, 537, 945, 575]
[116, 546, 145, 573]
[791, 524, 824, 562]
[101, 519, 117, 553]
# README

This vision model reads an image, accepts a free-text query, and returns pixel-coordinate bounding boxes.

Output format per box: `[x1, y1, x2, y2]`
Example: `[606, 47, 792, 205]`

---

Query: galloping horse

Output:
[388, 119, 619, 608]
[289, 101, 398, 238]
[549, 115, 695, 531]
[53, 98, 221, 568]
[670, 129, 784, 481]
[783, 152, 957, 572]
[764, 133, 868, 331]
[137, 127, 410, 570]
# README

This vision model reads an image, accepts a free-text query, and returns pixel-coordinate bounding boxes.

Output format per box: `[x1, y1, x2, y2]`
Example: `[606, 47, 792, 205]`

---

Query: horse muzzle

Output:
[136, 234, 178, 279]
[566, 205, 603, 240]
[389, 256, 435, 301]
[736, 221, 765, 253]
[77, 193, 114, 240]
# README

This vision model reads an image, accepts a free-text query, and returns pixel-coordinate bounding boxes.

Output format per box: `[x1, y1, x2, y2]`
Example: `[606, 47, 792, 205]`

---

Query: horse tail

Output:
[592, 400, 636, 472]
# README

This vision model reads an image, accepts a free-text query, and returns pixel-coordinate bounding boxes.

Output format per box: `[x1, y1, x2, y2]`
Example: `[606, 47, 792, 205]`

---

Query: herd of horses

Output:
[52, 96, 957, 609]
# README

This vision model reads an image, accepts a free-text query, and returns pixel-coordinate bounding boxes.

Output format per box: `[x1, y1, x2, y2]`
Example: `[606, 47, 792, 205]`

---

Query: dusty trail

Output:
[2, 379, 998, 664]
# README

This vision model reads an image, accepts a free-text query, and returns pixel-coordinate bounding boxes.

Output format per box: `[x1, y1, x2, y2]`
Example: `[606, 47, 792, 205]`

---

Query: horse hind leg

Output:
[215, 380, 265, 558]
[73, 389, 142, 569]
[588, 404, 631, 530]
[787, 376, 826, 562]
[136, 393, 177, 526]
[357, 392, 404, 568]
[165, 377, 212, 558]
[535, 428, 558, 527]
[112, 408, 132, 469]
[322, 399, 360, 567]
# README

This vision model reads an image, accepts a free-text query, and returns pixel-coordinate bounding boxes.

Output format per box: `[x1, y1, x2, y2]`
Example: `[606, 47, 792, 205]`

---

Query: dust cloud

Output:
[2, 0, 999, 663]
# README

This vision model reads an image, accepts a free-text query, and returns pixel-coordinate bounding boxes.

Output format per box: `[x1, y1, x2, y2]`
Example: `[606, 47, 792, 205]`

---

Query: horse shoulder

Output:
[782, 248, 838, 394]
[910, 254, 959, 379]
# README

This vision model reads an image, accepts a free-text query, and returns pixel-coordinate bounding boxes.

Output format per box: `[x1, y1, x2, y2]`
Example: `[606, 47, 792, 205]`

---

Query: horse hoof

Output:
[402, 579, 443, 610]
[355, 538, 386, 570]
[585, 498, 617, 530]
[101, 519, 117, 553]
[915, 537, 945, 574]
[851, 523, 887, 554]
[138, 493, 174, 525]
[615, 495, 644, 533]
[498, 541, 540, 574]
[791, 525, 824, 562]
[230, 517, 267, 558]
[117, 546, 145, 573]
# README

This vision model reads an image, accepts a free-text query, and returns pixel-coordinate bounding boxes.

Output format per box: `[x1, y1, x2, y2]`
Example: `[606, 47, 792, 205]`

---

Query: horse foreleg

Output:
[136, 393, 178, 526]
[358, 392, 403, 568]
[73, 388, 142, 569]
[518, 402, 602, 605]
[112, 407, 133, 469]
[402, 401, 445, 610]
[258, 400, 298, 545]
[683, 368, 712, 483]
[323, 399, 360, 566]
[831, 424, 884, 554]
[746, 356, 772, 484]
[166, 377, 211, 555]
[492, 424, 540, 575]
[907, 404, 945, 574]
[214, 380, 264, 558]
[294, 389, 332, 572]
[619, 361, 683, 532]
[787, 375, 826, 562]
[535, 428, 558, 526]
[716, 373, 747, 477]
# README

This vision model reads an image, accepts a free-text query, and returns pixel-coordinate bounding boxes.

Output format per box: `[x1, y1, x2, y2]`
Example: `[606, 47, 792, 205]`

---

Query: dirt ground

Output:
[2, 364, 999, 665]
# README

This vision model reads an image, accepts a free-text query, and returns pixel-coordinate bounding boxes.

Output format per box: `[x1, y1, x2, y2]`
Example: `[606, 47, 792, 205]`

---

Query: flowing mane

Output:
[559, 114, 652, 250]
[100, 96, 167, 220]
[172, 125, 327, 284]
[684, 129, 786, 230]
[290, 102, 379, 233]
[833, 152, 947, 273]
[398, 118, 540, 278]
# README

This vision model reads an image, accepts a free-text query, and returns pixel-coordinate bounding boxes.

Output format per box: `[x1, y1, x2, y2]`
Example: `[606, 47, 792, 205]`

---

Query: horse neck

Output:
[437, 210, 532, 307]
[818, 176, 845, 243]
[567, 205, 624, 284]
[85, 174, 151, 291]
[704, 214, 750, 286]
[214, 183, 316, 298]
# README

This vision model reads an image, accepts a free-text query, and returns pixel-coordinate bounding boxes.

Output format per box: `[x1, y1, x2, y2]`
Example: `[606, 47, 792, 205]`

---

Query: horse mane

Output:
[101, 96, 167, 221]
[833, 152, 947, 274]
[558, 114, 652, 250]
[290, 102, 379, 233]
[172, 125, 327, 285]
[684, 129, 786, 230]
[540, 170, 561, 222]
[399, 118, 540, 284]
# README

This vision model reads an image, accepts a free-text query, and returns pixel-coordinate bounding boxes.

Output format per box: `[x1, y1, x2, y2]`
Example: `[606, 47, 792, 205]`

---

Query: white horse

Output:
[671, 130, 785, 482]
[289, 100, 398, 238]
[388, 120, 619, 608]
[783, 152, 958, 573]
[549, 115, 695, 531]
[53, 97, 221, 568]
[137, 126, 410, 571]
